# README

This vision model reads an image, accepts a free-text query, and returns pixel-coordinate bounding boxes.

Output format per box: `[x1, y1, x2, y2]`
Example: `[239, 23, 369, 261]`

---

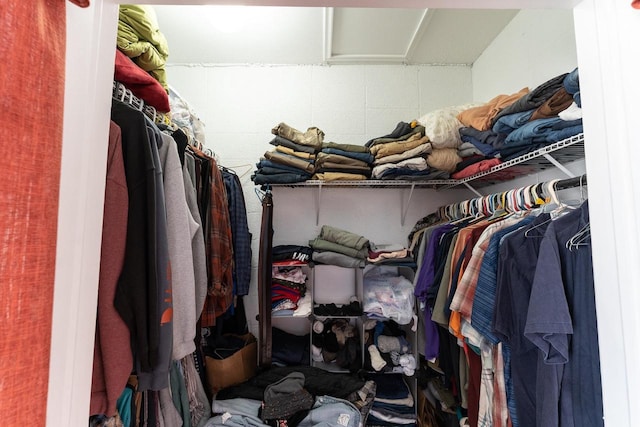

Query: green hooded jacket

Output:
[117, 5, 169, 90]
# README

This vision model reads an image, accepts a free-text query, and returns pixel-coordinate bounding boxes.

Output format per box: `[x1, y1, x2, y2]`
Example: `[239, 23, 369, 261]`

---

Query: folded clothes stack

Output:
[252, 122, 324, 185]
[271, 265, 310, 316]
[367, 243, 416, 269]
[452, 67, 583, 179]
[313, 142, 375, 181]
[310, 225, 371, 268]
[365, 373, 417, 427]
[366, 122, 440, 181]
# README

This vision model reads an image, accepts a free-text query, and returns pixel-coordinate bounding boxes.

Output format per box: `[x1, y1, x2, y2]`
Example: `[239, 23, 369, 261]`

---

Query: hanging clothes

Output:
[111, 101, 166, 386]
[90, 121, 133, 417]
[191, 147, 234, 328]
[411, 182, 602, 427]
[222, 168, 252, 297]
[523, 202, 602, 427]
[103, 98, 221, 427]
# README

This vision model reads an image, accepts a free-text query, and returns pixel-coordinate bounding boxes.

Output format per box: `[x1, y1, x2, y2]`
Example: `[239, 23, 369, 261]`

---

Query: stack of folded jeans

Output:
[455, 68, 583, 171]
[252, 122, 324, 185]
[368, 123, 435, 180]
[563, 67, 581, 107]
[313, 142, 375, 181]
[490, 70, 583, 153]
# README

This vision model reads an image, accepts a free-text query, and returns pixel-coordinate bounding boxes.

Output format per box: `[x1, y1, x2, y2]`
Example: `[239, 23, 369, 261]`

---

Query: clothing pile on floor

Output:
[364, 319, 416, 377]
[365, 373, 417, 427]
[207, 366, 375, 427]
[252, 122, 324, 185]
[311, 318, 361, 372]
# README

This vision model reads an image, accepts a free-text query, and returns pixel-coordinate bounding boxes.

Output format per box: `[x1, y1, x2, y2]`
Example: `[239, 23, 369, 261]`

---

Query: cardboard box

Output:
[205, 333, 257, 394]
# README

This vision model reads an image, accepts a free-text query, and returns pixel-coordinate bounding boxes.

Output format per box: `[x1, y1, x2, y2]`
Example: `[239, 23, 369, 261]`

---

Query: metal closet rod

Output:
[554, 174, 587, 190]
[438, 174, 587, 220]
[112, 81, 172, 128]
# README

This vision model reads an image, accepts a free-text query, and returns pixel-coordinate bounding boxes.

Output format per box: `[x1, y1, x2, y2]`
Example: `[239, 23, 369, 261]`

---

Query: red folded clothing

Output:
[114, 49, 170, 112]
[451, 158, 501, 179]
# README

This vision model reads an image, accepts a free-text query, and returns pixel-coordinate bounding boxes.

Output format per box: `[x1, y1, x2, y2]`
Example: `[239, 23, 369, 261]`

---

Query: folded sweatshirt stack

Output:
[252, 122, 324, 185]
[313, 142, 375, 181]
[310, 225, 371, 268]
[366, 123, 436, 180]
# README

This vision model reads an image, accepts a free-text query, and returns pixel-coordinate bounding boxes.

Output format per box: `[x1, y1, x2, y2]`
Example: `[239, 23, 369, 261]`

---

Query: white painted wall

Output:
[166, 63, 475, 335]
[472, 9, 578, 103]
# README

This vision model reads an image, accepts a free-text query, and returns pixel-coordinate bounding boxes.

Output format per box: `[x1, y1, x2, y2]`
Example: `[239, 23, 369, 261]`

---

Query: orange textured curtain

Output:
[0, 1, 76, 424]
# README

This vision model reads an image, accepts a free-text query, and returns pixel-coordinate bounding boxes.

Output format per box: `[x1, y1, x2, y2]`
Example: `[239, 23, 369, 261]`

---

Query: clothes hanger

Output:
[531, 183, 545, 207]
[486, 192, 509, 221]
[524, 179, 577, 237]
[524, 180, 561, 237]
[254, 186, 269, 202]
[522, 185, 534, 210]
[566, 222, 590, 251]
[226, 163, 254, 179]
[551, 178, 585, 210]
[579, 174, 587, 202]
[563, 175, 589, 251]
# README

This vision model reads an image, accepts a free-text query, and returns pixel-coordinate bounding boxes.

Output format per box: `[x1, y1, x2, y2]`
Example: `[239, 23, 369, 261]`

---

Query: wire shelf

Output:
[437, 133, 585, 190]
[270, 133, 585, 191]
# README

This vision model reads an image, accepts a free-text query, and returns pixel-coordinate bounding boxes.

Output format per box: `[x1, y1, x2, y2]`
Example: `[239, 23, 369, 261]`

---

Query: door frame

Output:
[52, 1, 639, 425]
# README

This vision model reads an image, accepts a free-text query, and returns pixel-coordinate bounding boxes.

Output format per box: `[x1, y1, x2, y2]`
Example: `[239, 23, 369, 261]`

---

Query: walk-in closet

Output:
[2, 1, 639, 427]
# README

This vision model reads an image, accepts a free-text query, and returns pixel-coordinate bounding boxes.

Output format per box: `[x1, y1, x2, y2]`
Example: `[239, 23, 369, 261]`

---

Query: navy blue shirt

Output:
[525, 202, 603, 427]
[493, 213, 552, 427]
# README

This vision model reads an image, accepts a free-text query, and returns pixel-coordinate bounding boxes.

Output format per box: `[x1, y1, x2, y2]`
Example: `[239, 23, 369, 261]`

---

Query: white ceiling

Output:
[152, 6, 519, 65]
